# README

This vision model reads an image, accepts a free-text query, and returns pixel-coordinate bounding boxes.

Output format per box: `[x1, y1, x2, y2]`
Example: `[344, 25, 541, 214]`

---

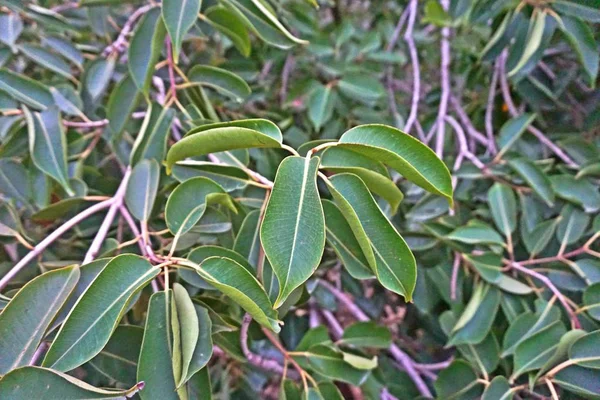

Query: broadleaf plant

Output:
[0, 1, 599, 399]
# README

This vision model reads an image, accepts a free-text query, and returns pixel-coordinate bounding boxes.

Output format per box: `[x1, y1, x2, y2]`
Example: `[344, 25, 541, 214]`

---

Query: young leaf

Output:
[24, 106, 73, 196]
[196, 256, 281, 332]
[138, 291, 179, 400]
[125, 159, 160, 222]
[337, 124, 453, 204]
[188, 65, 251, 101]
[260, 156, 325, 307]
[0, 265, 79, 374]
[165, 176, 235, 239]
[487, 183, 517, 237]
[129, 7, 166, 95]
[172, 283, 199, 387]
[0, 366, 144, 399]
[165, 119, 282, 173]
[0, 69, 54, 110]
[42, 255, 159, 371]
[162, 0, 202, 63]
[327, 173, 416, 300]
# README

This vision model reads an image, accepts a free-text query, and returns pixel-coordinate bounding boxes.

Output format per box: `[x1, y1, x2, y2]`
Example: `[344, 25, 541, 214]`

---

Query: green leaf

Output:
[0, 14, 22, 51]
[449, 283, 501, 346]
[556, 204, 590, 246]
[535, 329, 587, 381]
[553, 0, 600, 23]
[507, 158, 555, 206]
[447, 220, 504, 246]
[482, 376, 513, 400]
[488, 183, 517, 237]
[301, 344, 371, 385]
[0, 265, 79, 374]
[195, 256, 281, 332]
[338, 124, 453, 204]
[0, 366, 143, 399]
[339, 322, 391, 349]
[326, 173, 416, 300]
[172, 162, 250, 191]
[184, 304, 213, 384]
[434, 360, 483, 400]
[561, 16, 599, 86]
[465, 253, 533, 295]
[551, 175, 600, 213]
[523, 218, 560, 258]
[24, 106, 73, 196]
[509, 10, 546, 76]
[307, 84, 335, 131]
[188, 65, 251, 101]
[568, 330, 600, 369]
[172, 283, 199, 387]
[554, 365, 600, 398]
[321, 146, 403, 214]
[496, 114, 536, 158]
[84, 57, 115, 102]
[0, 69, 54, 110]
[337, 73, 385, 102]
[322, 199, 373, 280]
[138, 291, 179, 400]
[162, 0, 202, 63]
[261, 156, 325, 307]
[85, 325, 143, 387]
[106, 74, 141, 141]
[42, 36, 84, 69]
[130, 103, 175, 166]
[42, 255, 159, 371]
[129, 7, 166, 95]
[423, 0, 453, 26]
[204, 6, 251, 57]
[233, 209, 262, 269]
[222, 0, 307, 49]
[511, 320, 566, 380]
[166, 119, 282, 173]
[180, 245, 253, 289]
[583, 283, 600, 321]
[19, 44, 73, 80]
[125, 159, 160, 222]
[502, 299, 561, 357]
[165, 177, 235, 239]
[0, 159, 30, 205]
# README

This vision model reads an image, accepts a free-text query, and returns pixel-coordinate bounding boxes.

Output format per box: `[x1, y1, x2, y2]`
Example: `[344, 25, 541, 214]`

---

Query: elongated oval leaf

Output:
[129, 7, 166, 95]
[24, 106, 73, 196]
[138, 291, 179, 400]
[509, 11, 546, 76]
[260, 156, 325, 307]
[188, 65, 251, 101]
[0, 366, 143, 399]
[338, 124, 453, 204]
[19, 44, 74, 79]
[205, 6, 251, 57]
[125, 159, 160, 222]
[130, 103, 175, 166]
[166, 119, 282, 173]
[196, 256, 281, 332]
[508, 158, 555, 206]
[162, 0, 201, 63]
[511, 320, 566, 380]
[165, 177, 235, 238]
[449, 283, 501, 346]
[0, 69, 53, 110]
[42, 255, 159, 371]
[488, 183, 517, 237]
[172, 283, 199, 387]
[568, 330, 600, 369]
[0, 265, 79, 374]
[327, 173, 416, 300]
[106, 74, 141, 141]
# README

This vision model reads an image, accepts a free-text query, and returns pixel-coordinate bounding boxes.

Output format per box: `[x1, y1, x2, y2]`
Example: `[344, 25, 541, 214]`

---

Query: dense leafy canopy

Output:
[0, 0, 599, 399]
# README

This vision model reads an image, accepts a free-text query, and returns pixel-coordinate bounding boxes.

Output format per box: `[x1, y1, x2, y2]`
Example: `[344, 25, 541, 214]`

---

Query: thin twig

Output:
[450, 252, 461, 300]
[449, 96, 489, 146]
[279, 55, 294, 106]
[102, 4, 156, 56]
[435, 0, 451, 158]
[403, 0, 420, 134]
[484, 64, 499, 154]
[0, 199, 113, 291]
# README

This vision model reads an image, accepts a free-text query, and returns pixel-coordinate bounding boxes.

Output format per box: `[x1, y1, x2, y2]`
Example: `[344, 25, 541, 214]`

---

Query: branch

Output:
[403, 0, 420, 134]
[83, 166, 132, 264]
[0, 199, 113, 291]
[317, 280, 433, 398]
[484, 64, 499, 154]
[449, 96, 489, 147]
[498, 52, 577, 168]
[435, 0, 451, 158]
[102, 4, 156, 56]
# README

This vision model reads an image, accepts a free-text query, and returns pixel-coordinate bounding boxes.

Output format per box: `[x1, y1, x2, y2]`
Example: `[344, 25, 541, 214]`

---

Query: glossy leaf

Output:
[125, 159, 160, 222]
[496, 113, 536, 158]
[508, 158, 555, 206]
[447, 220, 504, 246]
[261, 156, 325, 307]
[488, 183, 517, 237]
[511, 320, 566, 380]
[130, 103, 175, 166]
[449, 283, 501, 346]
[338, 124, 453, 204]
[129, 7, 166, 95]
[162, 0, 202, 63]
[106, 74, 141, 141]
[172, 283, 199, 387]
[24, 106, 73, 196]
[42, 255, 159, 371]
[188, 65, 251, 101]
[482, 376, 513, 400]
[568, 330, 600, 369]
[205, 6, 251, 57]
[583, 283, 600, 321]
[0, 69, 53, 110]
[0, 265, 79, 374]
[434, 360, 483, 400]
[0, 367, 144, 399]
[308, 84, 335, 131]
[339, 322, 392, 348]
